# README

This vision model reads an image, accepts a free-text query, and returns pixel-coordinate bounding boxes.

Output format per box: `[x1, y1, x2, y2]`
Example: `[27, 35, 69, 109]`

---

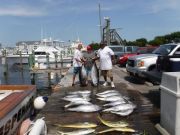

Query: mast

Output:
[98, 3, 103, 42]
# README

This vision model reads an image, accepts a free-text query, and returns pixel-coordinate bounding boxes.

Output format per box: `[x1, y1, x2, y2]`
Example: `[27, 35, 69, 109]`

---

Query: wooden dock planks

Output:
[38, 84, 160, 135]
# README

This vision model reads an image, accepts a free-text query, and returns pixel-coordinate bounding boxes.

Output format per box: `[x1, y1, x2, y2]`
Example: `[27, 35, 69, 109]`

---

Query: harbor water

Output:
[0, 57, 67, 96]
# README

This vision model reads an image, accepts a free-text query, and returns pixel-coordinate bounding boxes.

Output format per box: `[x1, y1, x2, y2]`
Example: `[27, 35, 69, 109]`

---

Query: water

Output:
[0, 57, 62, 96]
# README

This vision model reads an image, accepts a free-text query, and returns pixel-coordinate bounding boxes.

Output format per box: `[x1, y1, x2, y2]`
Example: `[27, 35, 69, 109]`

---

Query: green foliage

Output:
[88, 43, 100, 50]
[125, 31, 180, 46]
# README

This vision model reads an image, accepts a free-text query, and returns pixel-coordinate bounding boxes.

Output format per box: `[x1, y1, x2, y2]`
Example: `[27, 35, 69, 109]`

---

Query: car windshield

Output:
[109, 46, 124, 52]
[137, 47, 157, 54]
[152, 45, 176, 55]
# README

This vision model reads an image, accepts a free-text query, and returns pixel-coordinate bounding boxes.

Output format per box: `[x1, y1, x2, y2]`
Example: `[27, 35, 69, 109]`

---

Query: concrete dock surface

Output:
[38, 65, 160, 135]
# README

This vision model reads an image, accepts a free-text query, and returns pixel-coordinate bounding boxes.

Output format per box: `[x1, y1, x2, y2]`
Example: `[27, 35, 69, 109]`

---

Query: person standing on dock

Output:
[72, 44, 83, 86]
[93, 42, 115, 88]
[83, 45, 96, 85]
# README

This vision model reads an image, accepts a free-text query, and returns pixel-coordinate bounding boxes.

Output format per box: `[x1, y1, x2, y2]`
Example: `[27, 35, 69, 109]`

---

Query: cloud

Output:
[144, 0, 180, 14]
[0, 6, 47, 17]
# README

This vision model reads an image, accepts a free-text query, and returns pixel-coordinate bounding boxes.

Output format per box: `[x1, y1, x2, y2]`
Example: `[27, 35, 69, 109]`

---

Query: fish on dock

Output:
[64, 100, 92, 108]
[96, 90, 117, 96]
[98, 127, 136, 134]
[96, 92, 121, 98]
[67, 104, 101, 112]
[110, 108, 134, 116]
[103, 100, 126, 107]
[62, 97, 91, 102]
[57, 128, 95, 135]
[103, 103, 136, 112]
[98, 116, 129, 128]
[55, 122, 97, 128]
[68, 90, 91, 95]
[97, 95, 125, 102]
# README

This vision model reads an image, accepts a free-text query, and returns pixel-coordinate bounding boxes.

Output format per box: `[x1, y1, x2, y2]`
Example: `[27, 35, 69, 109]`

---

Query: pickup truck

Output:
[126, 43, 180, 77]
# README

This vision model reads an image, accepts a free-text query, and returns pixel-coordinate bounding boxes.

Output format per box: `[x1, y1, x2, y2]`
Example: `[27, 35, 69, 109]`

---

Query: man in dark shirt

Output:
[83, 46, 96, 85]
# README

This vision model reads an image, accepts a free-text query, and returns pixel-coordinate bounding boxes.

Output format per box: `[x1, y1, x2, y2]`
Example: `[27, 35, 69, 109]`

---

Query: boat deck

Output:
[0, 85, 36, 120]
[38, 83, 160, 135]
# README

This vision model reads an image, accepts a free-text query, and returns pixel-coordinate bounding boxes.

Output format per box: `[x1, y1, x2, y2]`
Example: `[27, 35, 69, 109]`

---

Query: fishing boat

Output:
[0, 85, 36, 135]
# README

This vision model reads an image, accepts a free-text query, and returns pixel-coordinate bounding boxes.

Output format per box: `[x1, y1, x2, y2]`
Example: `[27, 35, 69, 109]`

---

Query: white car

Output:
[126, 43, 180, 77]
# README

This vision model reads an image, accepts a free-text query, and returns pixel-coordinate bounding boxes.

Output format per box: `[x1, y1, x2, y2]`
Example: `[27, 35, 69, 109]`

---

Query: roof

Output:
[35, 46, 59, 52]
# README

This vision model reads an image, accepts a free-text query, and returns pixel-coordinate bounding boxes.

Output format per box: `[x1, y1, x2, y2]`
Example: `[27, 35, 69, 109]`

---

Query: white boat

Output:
[0, 85, 36, 135]
[34, 46, 62, 69]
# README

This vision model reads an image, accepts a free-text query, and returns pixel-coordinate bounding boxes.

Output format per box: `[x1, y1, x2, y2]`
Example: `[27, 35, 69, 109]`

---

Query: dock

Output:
[37, 66, 160, 135]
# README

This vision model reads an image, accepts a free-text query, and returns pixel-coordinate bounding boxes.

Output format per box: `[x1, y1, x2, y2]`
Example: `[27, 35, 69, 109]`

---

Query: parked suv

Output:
[109, 45, 138, 64]
[126, 43, 180, 77]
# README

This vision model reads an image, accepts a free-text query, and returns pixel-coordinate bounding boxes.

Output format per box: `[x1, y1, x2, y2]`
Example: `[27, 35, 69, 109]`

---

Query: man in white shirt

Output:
[72, 44, 83, 86]
[94, 43, 115, 88]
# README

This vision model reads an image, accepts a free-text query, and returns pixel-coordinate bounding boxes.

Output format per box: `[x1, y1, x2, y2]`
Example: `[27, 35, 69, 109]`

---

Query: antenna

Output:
[98, 3, 103, 42]
[41, 25, 43, 43]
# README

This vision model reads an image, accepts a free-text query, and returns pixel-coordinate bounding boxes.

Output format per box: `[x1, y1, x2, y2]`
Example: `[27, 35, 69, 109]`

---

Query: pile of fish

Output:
[58, 89, 139, 134]
[62, 90, 101, 112]
[62, 89, 136, 116]
[96, 90, 136, 116]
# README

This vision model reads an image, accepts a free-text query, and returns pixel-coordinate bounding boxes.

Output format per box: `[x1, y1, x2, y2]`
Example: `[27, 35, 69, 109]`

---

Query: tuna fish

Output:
[68, 90, 91, 95]
[103, 100, 126, 107]
[110, 109, 134, 116]
[103, 103, 136, 112]
[96, 92, 121, 98]
[67, 104, 101, 112]
[97, 96, 124, 102]
[96, 90, 117, 96]
[91, 63, 99, 86]
[62, 97, 91, 102]
[79, 65, 87, 86]
[64, 100, 92, 108]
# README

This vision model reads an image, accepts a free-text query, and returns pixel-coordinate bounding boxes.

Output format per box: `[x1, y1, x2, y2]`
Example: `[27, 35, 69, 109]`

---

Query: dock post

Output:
[48, 72, 51, 88]
[2, 49, 8, 76]
[46, 53, 50, 69]
[28, 50, 35, 69]
[31, 73, 35, 84]
[54, 52, 58, 68]
[60, 51, 63, 68]
[19, 51, 23, 70]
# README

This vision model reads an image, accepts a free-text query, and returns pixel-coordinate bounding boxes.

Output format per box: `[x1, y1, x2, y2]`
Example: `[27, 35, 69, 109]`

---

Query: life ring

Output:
[19, 117, 47, 135]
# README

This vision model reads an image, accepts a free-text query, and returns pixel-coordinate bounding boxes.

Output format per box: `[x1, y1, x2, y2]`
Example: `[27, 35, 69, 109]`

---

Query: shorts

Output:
[73, 67, 81, 75]
[101, 70, 113, 77]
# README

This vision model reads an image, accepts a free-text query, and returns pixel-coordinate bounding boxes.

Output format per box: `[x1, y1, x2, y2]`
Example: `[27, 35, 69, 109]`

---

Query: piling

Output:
[46, 53, 50, 69]
[2, 49, 8, 76]
[54, 52, 58, 68]
[60, 52, 63, 75]
[19, 51, 23, 70]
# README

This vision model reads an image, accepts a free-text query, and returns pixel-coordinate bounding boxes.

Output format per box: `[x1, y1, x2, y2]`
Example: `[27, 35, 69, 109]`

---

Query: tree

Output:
[135, 38, 147, 47]
[88, 43, 100, 50]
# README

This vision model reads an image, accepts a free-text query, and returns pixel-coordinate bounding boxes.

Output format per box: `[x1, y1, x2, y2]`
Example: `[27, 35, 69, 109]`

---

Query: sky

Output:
[0, 0, 180, 47]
